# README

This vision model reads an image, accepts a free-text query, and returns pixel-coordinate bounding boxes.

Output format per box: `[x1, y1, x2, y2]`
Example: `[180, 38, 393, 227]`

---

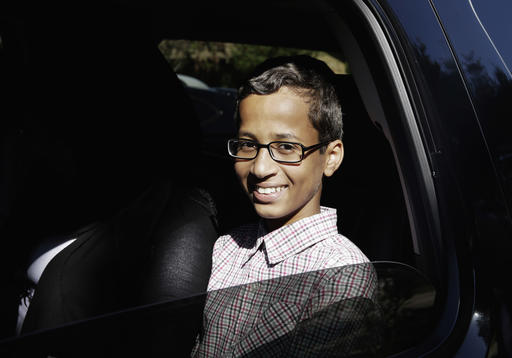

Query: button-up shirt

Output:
[208, 207, 370, 291]
[192, 207, 377, 357]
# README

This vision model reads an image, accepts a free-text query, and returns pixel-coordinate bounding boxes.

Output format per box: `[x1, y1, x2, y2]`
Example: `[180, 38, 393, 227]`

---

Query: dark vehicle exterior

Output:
[1, 0, 511, 357]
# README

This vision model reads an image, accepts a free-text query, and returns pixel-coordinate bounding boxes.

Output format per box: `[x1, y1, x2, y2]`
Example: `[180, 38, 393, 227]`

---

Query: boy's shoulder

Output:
[319, 233, 370, 266]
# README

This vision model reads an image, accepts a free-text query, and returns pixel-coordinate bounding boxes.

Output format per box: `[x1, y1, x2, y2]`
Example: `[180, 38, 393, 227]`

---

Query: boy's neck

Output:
[263, 206, 322, 233]
[264, 218, 287, 233]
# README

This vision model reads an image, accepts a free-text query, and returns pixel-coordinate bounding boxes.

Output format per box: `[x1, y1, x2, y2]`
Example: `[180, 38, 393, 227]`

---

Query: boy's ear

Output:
[323, 140, 344, 177]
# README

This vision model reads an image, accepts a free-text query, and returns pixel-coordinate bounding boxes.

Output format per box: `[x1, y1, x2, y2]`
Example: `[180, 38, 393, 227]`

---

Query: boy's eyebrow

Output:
[238, 131, 257, 140]
[238, 131, 301, 141]
[273, 132, 300, 141]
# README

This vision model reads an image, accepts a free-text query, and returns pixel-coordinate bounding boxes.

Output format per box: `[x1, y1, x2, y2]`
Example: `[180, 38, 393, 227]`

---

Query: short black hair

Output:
[237, 55, 343, 143]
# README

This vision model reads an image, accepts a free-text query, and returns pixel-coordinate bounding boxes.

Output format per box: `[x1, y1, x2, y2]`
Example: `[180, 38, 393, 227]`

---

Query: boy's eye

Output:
[239, 141, 257, 152]
[277, 143, 295, 151]
[273, 142, 300, 153]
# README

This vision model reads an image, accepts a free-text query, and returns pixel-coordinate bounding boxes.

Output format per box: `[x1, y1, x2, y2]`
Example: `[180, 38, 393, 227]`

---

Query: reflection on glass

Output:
[470, 0, 512, 75]
[192, 263, 379, 357]
[2, 262, 437, 358]
[374, 262, 437, 356]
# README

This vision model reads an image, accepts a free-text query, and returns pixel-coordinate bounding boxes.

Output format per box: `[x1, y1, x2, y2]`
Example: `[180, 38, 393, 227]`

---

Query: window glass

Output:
[471, 0, 512, 72]
[428, 0, 512, 214]
[3, 263, 437, 357]
[471, 0, 512, 214]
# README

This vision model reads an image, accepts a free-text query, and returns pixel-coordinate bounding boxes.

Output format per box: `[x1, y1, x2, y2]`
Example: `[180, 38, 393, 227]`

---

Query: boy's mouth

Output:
[255, 185, 287, 194]
[252, 185, 288, 203]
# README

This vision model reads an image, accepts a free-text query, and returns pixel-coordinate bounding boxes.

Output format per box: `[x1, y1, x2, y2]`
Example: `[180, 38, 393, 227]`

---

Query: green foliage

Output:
[159, 40, 347, 88]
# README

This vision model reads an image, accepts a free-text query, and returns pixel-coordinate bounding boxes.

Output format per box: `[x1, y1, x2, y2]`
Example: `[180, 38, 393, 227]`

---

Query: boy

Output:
[192, 56, 377, 357]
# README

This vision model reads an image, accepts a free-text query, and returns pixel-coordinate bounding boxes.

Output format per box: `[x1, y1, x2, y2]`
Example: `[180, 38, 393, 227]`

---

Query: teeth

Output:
[256, 186, 286, 194]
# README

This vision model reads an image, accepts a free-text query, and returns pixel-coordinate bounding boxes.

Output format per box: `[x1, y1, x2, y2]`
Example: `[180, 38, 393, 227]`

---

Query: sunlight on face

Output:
[235, 87, 331, 230]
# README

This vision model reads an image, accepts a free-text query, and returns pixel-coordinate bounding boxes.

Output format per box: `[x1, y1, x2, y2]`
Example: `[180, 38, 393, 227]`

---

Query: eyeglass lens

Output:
[228, 140, 303, 163]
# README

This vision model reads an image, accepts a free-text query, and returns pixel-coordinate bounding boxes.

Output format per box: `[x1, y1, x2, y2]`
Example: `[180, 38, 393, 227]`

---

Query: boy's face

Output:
[236, 87, 343, 230]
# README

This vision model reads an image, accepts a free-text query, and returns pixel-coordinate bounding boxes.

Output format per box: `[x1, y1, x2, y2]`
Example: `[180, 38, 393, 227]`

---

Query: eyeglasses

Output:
[227, 138, 331, 163]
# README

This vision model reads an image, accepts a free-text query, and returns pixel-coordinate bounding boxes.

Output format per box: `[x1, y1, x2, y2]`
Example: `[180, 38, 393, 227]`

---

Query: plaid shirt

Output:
[192, 207, 378, 357]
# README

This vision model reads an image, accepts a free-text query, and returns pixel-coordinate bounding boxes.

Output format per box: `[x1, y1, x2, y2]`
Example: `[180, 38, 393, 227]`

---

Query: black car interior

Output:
[1, 3, 219, 336]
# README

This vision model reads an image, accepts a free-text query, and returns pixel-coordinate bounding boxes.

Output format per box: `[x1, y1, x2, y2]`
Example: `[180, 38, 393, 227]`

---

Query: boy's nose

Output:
[250, 147, 278, 178]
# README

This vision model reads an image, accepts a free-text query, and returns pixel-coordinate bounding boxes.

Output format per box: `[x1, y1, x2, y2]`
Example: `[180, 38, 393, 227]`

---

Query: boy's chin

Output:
[252, 198, 321, 230]
[253, 203, 287, 220]
[253, 203, 295, 227]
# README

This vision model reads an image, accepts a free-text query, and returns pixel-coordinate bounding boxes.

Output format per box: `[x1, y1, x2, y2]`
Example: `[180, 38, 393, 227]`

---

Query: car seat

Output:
[13, 6, 218, 334]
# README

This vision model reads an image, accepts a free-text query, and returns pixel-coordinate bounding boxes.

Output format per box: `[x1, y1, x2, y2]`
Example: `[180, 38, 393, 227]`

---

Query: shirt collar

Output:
[244, 207, 339, 266]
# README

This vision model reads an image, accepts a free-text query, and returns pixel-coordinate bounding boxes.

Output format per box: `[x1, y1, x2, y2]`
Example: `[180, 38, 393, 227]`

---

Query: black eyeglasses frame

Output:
[227, 139, 331, 164]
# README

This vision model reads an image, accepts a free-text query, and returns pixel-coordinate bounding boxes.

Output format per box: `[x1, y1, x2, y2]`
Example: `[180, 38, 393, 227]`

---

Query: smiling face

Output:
[236, 87, 343, 231]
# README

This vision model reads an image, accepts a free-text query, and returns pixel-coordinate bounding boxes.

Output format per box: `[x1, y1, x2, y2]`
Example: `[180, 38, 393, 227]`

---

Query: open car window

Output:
[1, 262, 437, 358]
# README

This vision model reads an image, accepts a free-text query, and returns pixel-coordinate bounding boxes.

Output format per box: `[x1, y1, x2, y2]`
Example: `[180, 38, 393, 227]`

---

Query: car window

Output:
[160, 39, 347, 155]
[159, 40, 415, 266]
[426, 0, 512, 280]
[468, 0, 512, 214]
[1, 262, 437, 357]
[158, 40, 355, 234]
[423, 0, 512, 215]
[467, 0, 512, 74]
